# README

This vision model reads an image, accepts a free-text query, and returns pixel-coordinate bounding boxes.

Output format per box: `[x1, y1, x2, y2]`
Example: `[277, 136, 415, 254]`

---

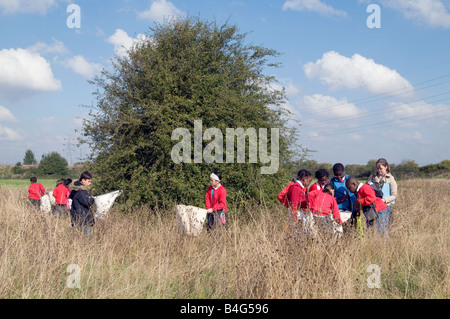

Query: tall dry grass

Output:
[0, 179, 448, 299]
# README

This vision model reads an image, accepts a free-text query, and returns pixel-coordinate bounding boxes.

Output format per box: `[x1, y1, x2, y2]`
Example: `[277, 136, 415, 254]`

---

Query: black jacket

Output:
[70, 181, 95, 226]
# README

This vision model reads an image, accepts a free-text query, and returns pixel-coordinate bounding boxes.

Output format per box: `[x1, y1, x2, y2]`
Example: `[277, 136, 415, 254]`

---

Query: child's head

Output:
[30, 177, 37, 184]
[56, 179, 65, 186]
[297, 169, 313, 187]
[315, 169, 330, 187]
[333, 163, 345, 180]
[64, 179, 72, 187]
[376, 158, 390, 176]
[209, 171, 222, 188]
[79, 171, 93, 187]
[345, 177, 359, 194]
[322, 183, 335, 196]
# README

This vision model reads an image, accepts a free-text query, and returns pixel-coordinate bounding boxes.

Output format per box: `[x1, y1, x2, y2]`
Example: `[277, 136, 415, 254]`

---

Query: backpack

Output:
[278, 181, 295, 207]
[367, 181, 383, 198]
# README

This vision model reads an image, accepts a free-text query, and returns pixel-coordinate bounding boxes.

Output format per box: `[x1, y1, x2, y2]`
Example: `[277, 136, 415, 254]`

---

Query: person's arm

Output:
[39, 184, 45, 197]
[212, 188, 227, 212]
[77, 190, 94, 209]
[331, 197, 343, 224]
[289, 185, 301, 213]
[205, 188, 212, 212]
[358, 186, 376, 207]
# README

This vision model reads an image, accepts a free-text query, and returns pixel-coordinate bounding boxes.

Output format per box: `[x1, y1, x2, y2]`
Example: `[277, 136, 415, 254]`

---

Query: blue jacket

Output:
[329, 174, 356, 211]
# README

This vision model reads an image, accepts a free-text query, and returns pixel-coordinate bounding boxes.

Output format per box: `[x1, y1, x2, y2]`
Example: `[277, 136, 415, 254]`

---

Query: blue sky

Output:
[0, 0, 450, 167]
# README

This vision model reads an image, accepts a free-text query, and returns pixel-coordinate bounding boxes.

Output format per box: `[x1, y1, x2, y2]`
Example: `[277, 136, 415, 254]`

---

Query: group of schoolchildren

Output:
[284, 159, 397, 238]
[28, 171, 96, 235]
[204, 158, 398, 238]
[28, 160, 397, 237]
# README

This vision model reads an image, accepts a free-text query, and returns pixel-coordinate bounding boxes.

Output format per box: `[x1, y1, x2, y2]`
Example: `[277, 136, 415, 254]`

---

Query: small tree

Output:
[12, 162, 24, 174]
[23, 149, 37, 165]
[39, 152, 68, 176]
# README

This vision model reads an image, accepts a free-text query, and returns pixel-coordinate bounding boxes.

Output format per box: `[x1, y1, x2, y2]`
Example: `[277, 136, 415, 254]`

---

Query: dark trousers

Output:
[207, 210, 228, 232]
[54, 205, 67, 218]
[29, 198, 40, 209]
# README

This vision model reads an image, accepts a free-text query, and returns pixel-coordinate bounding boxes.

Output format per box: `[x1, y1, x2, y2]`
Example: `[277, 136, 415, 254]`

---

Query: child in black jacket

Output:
[69, 171, 95, 235]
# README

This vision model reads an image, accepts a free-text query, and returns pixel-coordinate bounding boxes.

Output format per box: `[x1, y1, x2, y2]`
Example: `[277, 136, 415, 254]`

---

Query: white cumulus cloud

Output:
[385, 100, 450, 127]
[0, 48, 62, 100]
[62, 55, 103, 79]
[0, 125, 23, 141]
[28, 38, 68, 55]
[137, 0, 185, 23]
[383, 0, 450, 29]
[0, 0, 57, 14]
[0, 106, 17, 123]
[282, 0, 347, 17]
[304, 51, 414, 96]
[302, 94, 364, 118]
[107, 29, 149, 58]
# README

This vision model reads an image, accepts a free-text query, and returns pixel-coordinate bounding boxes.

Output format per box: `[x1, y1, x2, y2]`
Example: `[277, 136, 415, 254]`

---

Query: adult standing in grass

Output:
[28, 177, 45, 209]
[70, 171, 95, 236]
[368, 158, 397, 207]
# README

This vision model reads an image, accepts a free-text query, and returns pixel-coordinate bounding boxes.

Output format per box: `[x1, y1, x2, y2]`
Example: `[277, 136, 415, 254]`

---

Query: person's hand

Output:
[207, 208, 213, 214]
[354, 201, 361, 211]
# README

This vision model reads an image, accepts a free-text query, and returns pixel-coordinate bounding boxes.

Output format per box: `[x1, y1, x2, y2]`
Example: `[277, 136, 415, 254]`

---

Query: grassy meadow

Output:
[0, 179, 448, 299]
[0, 179, 58, 190]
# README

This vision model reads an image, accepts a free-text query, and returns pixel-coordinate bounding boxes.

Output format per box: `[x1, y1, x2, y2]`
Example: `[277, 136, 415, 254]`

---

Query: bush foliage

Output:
[81, 17, 304, 210]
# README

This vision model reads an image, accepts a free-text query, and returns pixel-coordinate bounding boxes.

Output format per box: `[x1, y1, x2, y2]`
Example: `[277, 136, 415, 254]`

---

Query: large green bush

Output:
[81, 17, 305, 211]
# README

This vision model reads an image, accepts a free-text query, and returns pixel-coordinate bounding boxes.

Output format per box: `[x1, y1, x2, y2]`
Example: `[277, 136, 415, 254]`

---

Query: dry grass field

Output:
[0, 179, 448, 299]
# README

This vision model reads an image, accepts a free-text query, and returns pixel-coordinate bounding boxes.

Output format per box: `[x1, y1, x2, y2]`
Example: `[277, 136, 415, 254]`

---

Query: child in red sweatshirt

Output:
[346, 177, 392, 238]
[53, 179, 71, 218]
[28, 177, 45, 209]
[308, 184, 343, 224]
[205, 172, 228, 232]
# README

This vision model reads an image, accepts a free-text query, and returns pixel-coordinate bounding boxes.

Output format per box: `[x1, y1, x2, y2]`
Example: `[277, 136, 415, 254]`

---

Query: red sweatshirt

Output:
[53, 184, 70, 205]
[356, 184, 387, 212]
[28, 183, 45, 200]
[309, 182, 323, 193]
[308, 190, 343, 224]
[205, 185, 228, 213]
[287, 181, 308, 213]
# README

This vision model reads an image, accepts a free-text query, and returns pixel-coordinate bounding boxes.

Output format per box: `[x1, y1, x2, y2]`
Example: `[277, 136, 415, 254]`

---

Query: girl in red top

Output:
[205, 172, 228, 231]
[53, 179, 71, 218]
[28, 176, 45, 208]
[287, 169, 313, 222]
[308, 183, 343, 225]
[309, 169, 330, 192]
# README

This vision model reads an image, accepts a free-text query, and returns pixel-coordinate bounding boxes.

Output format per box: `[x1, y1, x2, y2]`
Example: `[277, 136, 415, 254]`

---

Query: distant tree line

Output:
[295, 159, 450, 181]
[1, 150, 87, 179]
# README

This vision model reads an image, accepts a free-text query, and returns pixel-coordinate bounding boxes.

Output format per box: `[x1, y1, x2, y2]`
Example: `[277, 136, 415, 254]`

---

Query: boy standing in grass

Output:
[69, 171, 95, 235]
[28, 177, 45, 209]
[346, 177, 392, 238]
